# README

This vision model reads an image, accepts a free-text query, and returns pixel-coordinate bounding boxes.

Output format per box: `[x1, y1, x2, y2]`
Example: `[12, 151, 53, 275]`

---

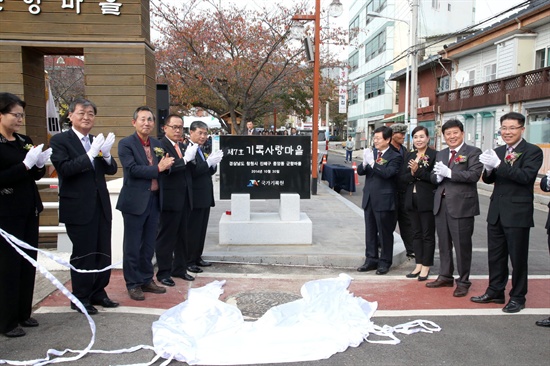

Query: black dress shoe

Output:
[70, 302, 98, 315]
[502, 300, 525, 313]
[406, 271, 420, 278]
[196, 259, 212, 267]
[5, 327, 25, 337]
[173, 273, 195, 281]
[159, 278, 176, 287]
[453, 286, 469, 297]
[376, 267, 389, 275]
[470, 293, 505, 304]
[357, 262, 378, 272]
[93, 297, 119, 308]
[187, 265, 203, 273]
[426, 279, 454, 288]
[535, 317, 550, 327]
[20, 317, 39, 327]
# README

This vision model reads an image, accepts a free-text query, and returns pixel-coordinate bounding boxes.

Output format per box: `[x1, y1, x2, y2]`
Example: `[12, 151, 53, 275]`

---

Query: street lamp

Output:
[291, 0, 342, 195]
[366, 3, 419, 144]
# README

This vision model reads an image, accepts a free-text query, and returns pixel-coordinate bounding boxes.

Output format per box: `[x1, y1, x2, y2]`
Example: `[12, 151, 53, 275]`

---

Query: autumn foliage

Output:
[152, 0, 345, 135]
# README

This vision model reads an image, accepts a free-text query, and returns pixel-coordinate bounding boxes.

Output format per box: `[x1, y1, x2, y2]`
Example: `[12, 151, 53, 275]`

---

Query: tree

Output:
[152, 0, 346, 135]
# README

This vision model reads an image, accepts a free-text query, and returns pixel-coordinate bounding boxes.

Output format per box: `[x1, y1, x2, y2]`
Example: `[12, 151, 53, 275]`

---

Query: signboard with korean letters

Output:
[219, 136, 311, 199]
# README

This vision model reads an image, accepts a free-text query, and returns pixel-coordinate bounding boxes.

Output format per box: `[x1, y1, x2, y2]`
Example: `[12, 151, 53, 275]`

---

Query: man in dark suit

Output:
[426, 119, 482, 298]
[356, 126, 403, 275]
[116, 106, 174, 301]
[536, 171, 550, 326]
[245, 120, 260, 136]
[50, 98, 118, 315]
[471, 112, 543, 313]
[155, 114, 196, 285]
[390, 123, 414, 258]
[176, 121, 223, 275]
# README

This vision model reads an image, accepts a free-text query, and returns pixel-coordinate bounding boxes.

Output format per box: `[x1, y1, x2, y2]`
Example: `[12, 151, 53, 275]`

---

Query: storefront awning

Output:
[381, 113, 405, 123]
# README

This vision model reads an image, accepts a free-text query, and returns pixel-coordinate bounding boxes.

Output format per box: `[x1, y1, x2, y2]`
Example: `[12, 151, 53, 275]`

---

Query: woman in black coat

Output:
[399, 126, 437, 281]
[0, 92, 51, 337]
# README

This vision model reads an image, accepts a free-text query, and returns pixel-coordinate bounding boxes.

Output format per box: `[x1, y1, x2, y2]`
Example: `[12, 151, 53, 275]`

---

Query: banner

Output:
[45, 73, 61, 138]
[339, 68, 348, 114]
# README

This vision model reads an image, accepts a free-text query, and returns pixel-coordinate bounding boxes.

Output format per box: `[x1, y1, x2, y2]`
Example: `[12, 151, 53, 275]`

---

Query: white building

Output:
[346, 0, 476, 146]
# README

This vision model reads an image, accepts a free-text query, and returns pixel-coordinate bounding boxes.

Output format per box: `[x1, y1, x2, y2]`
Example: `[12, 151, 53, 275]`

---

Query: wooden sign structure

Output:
[0, 0, 155, 155]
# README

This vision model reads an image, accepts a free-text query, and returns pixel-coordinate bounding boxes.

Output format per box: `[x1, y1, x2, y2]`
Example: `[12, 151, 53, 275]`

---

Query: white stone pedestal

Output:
[219, 193, 312, 245]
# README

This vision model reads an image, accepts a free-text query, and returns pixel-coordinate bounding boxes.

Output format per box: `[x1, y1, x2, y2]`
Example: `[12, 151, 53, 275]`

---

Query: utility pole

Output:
[409, 0, 419, 135]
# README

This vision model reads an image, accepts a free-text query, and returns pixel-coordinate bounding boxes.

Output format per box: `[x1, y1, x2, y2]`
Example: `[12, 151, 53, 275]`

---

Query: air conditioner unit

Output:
[418, 97, 430, 108]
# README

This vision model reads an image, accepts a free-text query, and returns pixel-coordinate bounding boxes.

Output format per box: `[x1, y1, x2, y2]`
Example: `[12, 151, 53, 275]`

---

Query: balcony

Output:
[437, 66, 550, 113]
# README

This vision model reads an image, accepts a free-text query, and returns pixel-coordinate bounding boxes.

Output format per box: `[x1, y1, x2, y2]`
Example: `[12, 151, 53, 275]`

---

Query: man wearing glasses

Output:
[155, 115, 197, 285]
[471, 112, 543, 313]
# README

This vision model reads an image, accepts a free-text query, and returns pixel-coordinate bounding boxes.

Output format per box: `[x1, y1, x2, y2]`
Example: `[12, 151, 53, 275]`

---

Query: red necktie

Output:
[448, 150, 456, 167]
[377, 151, 382, 160]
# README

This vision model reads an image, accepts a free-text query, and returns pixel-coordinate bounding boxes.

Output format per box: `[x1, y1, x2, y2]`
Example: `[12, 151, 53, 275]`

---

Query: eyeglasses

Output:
[165, 125, 183, 131]
[7, 112, 25, 119]
[499, 126, 523, 132]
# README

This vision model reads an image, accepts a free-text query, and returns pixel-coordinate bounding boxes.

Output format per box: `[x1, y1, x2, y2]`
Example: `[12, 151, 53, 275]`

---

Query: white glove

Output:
[23, 144, 44, 169]
[363, 148, 374, 167]
[100, 132, 116, 158]
[479, 149, 500, 170]
[184, 143, 198, 163]
[546, 170, 550, 190]
[87, 133, 105, 159]
[36, 147, 52, 168]
[435, 174, 444, 183]
[433, 161, 452, 179]
[206, 149, 224, 167]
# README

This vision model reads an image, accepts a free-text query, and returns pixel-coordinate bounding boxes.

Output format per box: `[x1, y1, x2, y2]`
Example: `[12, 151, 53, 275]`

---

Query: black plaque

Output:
[220, 136, 311, 199]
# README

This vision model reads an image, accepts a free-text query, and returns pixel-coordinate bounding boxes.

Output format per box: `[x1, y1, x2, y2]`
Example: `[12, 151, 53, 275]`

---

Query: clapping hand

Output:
[158, 154, 175, 172]
[184, 143, 198, 163]
[363, 148, 374, 167]
[36, 147, 52, 168]
[433, 161, 452, 179]
[206, 149, 224, 167]
[479, 149, 500, 170]
[23, 143, 44, 169]
[546, 170, 550, 190]
[88, 133, 105, 159]
[100, 132, 116, 158]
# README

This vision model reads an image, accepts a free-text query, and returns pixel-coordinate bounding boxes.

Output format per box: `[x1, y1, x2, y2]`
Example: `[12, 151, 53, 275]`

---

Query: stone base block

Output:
[219, 212, 312, 245]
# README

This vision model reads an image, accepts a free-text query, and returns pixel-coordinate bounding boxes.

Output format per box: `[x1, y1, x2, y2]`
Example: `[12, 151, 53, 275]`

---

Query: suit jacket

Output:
[541, 176, 550, 231]
[431, 143, 483, 218]
[399, 147, 437, 212]
[159, 136, 193, 211]
[116, 133, 164, 215]
[0, 133, 45, 217]
[50, 129, 117, 224]
[482, 139, 543, 227]
[188, 146, 216, 209]
[356, 147, 403, 211]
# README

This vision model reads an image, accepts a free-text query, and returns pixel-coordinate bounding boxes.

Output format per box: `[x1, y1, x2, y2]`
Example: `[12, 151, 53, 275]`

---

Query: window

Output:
[348, 86, 358, 105]
[448, 3, 451, 11]
[467, 70, 475, 86]
[348, 52, 359, 72]
[365, 29, 386, 62]
[364, 74, 385, 99]
[437, 75, 450, 93]
[535, 48, 547, 69]
[349, 15, 360, 41]
[432, 0, 440, 10]
[484, 64, 496, 81]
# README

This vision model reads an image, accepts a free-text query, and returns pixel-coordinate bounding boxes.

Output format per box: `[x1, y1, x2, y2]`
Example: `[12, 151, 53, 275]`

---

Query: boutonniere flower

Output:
[23, 144, 33, 151]
[417, 154, 430, 167]
[376, 157, 387, 165]
[454, 155, 467, 164]
[97, 151, 103, 158]
[505, 151, 522, 165]
[154, 147, 165, 158]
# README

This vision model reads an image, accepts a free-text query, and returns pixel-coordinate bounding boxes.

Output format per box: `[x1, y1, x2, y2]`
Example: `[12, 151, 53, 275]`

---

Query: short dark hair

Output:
[374, 126, 393, 140]
[164, 114, 182, 126]
[190, 120, 208, 131]
[500, 112, 525, 126]
[133, 106, 154, 121]
[411, 125, 429, 137]
[69, 98, 97, 115]
[0, 92, 25, 114]
[442, 119, 463, 133]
